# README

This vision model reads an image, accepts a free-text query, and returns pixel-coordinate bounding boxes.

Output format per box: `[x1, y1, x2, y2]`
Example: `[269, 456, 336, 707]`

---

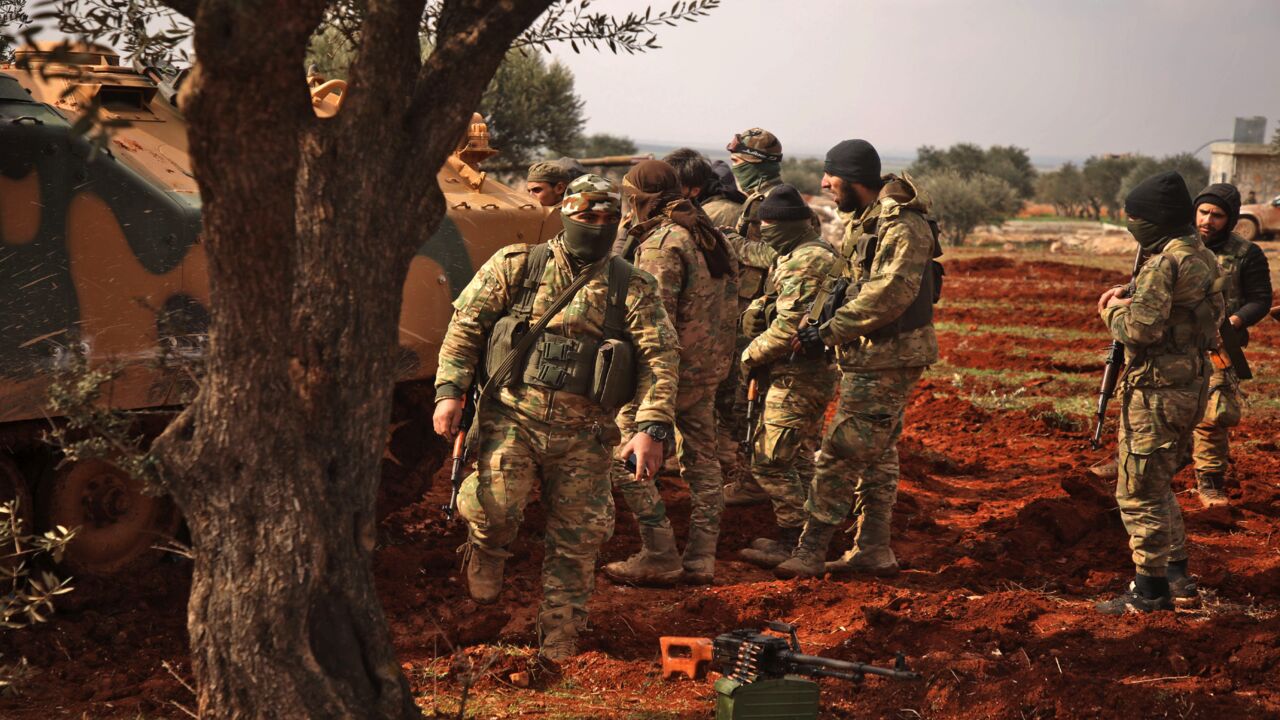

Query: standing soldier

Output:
[734, 185, 840, 568]
[525, 160, 572, 208]
[1094, 171, 1224, 614]
[433, 175, 679, 659]
[721, 128, 789, 507]
[604, 160, 737, 586]
[1189, 184, 1272, 507]
[779, 139, 941, 579]
[662, 148, 743, 228]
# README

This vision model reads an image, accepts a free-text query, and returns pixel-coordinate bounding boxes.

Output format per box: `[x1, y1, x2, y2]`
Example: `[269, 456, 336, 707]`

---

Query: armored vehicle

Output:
[0, 42, 561, 575]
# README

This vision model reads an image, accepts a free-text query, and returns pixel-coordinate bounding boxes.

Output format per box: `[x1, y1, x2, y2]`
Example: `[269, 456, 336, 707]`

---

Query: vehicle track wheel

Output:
[37, 458, 179, 576]
[0, 455, 34, 571]
[1237, 218, 1259, 242]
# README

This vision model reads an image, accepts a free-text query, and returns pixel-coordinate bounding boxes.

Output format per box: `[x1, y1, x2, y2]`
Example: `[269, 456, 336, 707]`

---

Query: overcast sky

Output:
[548, 0, 1280, 163]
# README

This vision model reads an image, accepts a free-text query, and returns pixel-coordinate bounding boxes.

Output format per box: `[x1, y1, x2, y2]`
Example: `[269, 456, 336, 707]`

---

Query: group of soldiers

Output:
[430, 128, 1272, 659]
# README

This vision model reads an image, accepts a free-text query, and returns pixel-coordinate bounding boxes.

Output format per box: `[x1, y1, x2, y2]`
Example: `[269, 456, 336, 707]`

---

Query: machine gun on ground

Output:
[660, 621, 919, 719]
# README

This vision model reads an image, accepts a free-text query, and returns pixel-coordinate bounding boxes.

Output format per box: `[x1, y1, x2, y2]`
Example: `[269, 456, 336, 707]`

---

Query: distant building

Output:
[1209, 142, 1280, 204]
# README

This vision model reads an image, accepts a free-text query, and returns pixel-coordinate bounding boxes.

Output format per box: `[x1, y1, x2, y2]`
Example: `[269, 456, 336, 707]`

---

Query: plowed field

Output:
[4, 249, 1280, 719]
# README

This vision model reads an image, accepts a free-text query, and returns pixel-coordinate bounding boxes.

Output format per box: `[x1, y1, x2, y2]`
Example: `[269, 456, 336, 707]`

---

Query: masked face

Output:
[1126, 217, 1169, 252]
[562, 213, 618, 262]
[758, 220, 811, 253]
[731, 160, 781, 193]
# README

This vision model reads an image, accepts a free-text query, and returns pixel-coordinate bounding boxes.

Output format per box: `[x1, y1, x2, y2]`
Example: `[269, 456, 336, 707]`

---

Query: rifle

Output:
[1090, 248, 1146, 449]
[742, 370, 764, 456]
[442, 386, 479, 520]
[712, 621, 919, 684]
[1213, 320, 1253, 380]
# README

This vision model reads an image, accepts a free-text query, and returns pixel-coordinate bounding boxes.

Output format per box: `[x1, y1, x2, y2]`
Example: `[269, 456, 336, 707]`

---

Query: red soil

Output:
[3, 256, 1279, 719]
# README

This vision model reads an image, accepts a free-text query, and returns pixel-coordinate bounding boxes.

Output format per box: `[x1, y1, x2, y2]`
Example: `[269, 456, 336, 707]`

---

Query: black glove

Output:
[791, 323, 825, 356]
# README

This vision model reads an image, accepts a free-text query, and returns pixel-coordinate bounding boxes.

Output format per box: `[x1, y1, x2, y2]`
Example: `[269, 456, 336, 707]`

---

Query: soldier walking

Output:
[1095, 171, 1224, 614]
[433, 175, 679, 659]
[733, 185, 839, 568]
[604, 159, 737, 586]
[778, 139, 941, 579]
[1188, 183, 1272, 507]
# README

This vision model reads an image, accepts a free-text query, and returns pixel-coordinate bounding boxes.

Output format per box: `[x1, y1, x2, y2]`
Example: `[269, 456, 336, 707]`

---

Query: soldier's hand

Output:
[433, 398, 464, 439]
[1229, 314, 1244, 329]
[1105, 295, 1132, 310]
[1097, 285, 1127, 314]
[790, 323, 824, 356]
[620, 432, 663, 481]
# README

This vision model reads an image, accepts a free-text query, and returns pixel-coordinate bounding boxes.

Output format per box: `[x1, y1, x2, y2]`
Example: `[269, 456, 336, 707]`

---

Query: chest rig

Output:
[835, 210, 944, 340]
[485, 243, 637, 410]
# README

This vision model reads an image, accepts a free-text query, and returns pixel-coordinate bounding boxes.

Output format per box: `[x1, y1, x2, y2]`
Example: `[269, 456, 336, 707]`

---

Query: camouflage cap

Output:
[527, 160, 571, 185]
[561, 174, 622, 219]
[727, 128, 783, 164]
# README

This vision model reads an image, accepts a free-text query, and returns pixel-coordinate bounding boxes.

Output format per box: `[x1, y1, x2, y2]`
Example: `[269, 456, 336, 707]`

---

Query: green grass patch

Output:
[935, 320, 1101, 342]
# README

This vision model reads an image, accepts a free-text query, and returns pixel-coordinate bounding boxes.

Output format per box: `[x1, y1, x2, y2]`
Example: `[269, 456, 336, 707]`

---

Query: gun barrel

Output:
[787, 652, 921, 681]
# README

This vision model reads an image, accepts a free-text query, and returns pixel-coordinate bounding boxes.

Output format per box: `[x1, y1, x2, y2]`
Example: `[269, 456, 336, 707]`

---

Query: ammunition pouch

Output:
[522, 333, 595, 395]
[738, 265, 768, 301]
[591, 338, 635, 410]
[486, 314, 529, 389]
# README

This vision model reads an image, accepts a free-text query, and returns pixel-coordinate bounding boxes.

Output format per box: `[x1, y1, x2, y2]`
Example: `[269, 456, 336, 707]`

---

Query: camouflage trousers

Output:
[1116, 380, 1208, 576]
[1191, 366, 1243, 478]
[458, 407, 615, 619]
[806, 367, 923, 551]
[751, 366, 838, 529]
[614, 382, 724, 534]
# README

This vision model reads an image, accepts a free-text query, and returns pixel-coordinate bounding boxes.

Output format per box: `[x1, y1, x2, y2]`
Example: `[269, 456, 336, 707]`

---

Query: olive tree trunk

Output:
[151, 1, 552, 717]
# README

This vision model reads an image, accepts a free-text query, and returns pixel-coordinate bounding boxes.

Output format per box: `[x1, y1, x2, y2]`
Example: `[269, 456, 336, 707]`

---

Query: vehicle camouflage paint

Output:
[0, 43, 561, 574]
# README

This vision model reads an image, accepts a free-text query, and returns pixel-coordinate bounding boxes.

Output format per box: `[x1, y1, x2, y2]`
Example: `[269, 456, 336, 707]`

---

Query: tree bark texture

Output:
[150, 1, 554, 718]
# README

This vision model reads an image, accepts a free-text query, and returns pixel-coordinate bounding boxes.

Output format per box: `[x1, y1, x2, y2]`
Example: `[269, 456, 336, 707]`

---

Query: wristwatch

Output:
[639, 423, 672, 443]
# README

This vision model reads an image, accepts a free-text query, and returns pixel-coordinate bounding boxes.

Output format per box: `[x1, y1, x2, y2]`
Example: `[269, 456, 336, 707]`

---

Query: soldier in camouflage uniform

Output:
[604, 159, 738, 586]
[525, 161, 572, 208]
[433, 175, 679, 659]
[777, 139, 941, 580]
[733, 185, 839, 568]
[1188, 184, 1273, 507]
[720, 128, 789, 506]
[1095, 171, 1224, 614]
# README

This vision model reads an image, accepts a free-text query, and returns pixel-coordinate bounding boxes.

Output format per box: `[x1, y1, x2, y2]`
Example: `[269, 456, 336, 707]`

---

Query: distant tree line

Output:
[907, 144, 1034, 245]
[1035, 154, 1208, 221]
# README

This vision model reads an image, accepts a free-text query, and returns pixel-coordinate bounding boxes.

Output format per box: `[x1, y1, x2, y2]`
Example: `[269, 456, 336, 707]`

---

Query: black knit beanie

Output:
[824, 139, 882, 187]
[1124, 171, 1193, 230]
[759, 184, 811, 221]
[1193, 183, 1241, 232]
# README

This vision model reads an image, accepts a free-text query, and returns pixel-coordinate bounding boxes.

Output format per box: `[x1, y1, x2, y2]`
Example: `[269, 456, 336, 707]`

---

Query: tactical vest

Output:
[1127, 239, 1223, 388]
[848, 212, 944, 341]
[485, 243, 638, 410]
[1208, 232, 1251, 319]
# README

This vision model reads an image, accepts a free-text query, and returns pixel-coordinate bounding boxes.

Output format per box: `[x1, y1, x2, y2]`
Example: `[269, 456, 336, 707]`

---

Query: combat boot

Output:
[1095, 574, 1174, 615]
[827, 510, 898, 576]
[1167, 559, 1200, 608]
[739, 525, 801, 569]
[463, 541, 509, 605]
[1196, 473, 1229, 508]
[602, 524, 684, 586]
[773, 521, 838, 579]
[723, 479, 769, 507]
[681, 527, 720, 584]
[537, 607, 579, 662]
[826, 546, 899, 576]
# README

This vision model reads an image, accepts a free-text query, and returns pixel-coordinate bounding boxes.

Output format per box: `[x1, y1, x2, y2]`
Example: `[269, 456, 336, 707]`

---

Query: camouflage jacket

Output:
[626, 213, 738, 388]
[723, 227, 779, 314]
[743, 235, 837, 375]
[1103, 235, 1224, 389]
[701, 195, 744, 229]
[435, 237, 680, 428]
[820, 176, 940, 371]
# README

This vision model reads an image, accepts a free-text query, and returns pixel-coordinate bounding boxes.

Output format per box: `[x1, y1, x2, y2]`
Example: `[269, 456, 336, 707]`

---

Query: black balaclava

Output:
[1123, 171, 1194, 252]
[824, 139, 882, 213]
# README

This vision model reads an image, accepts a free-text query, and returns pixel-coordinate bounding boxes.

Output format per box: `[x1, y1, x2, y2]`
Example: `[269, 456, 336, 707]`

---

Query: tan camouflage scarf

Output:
[622, 160, 732, 278]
